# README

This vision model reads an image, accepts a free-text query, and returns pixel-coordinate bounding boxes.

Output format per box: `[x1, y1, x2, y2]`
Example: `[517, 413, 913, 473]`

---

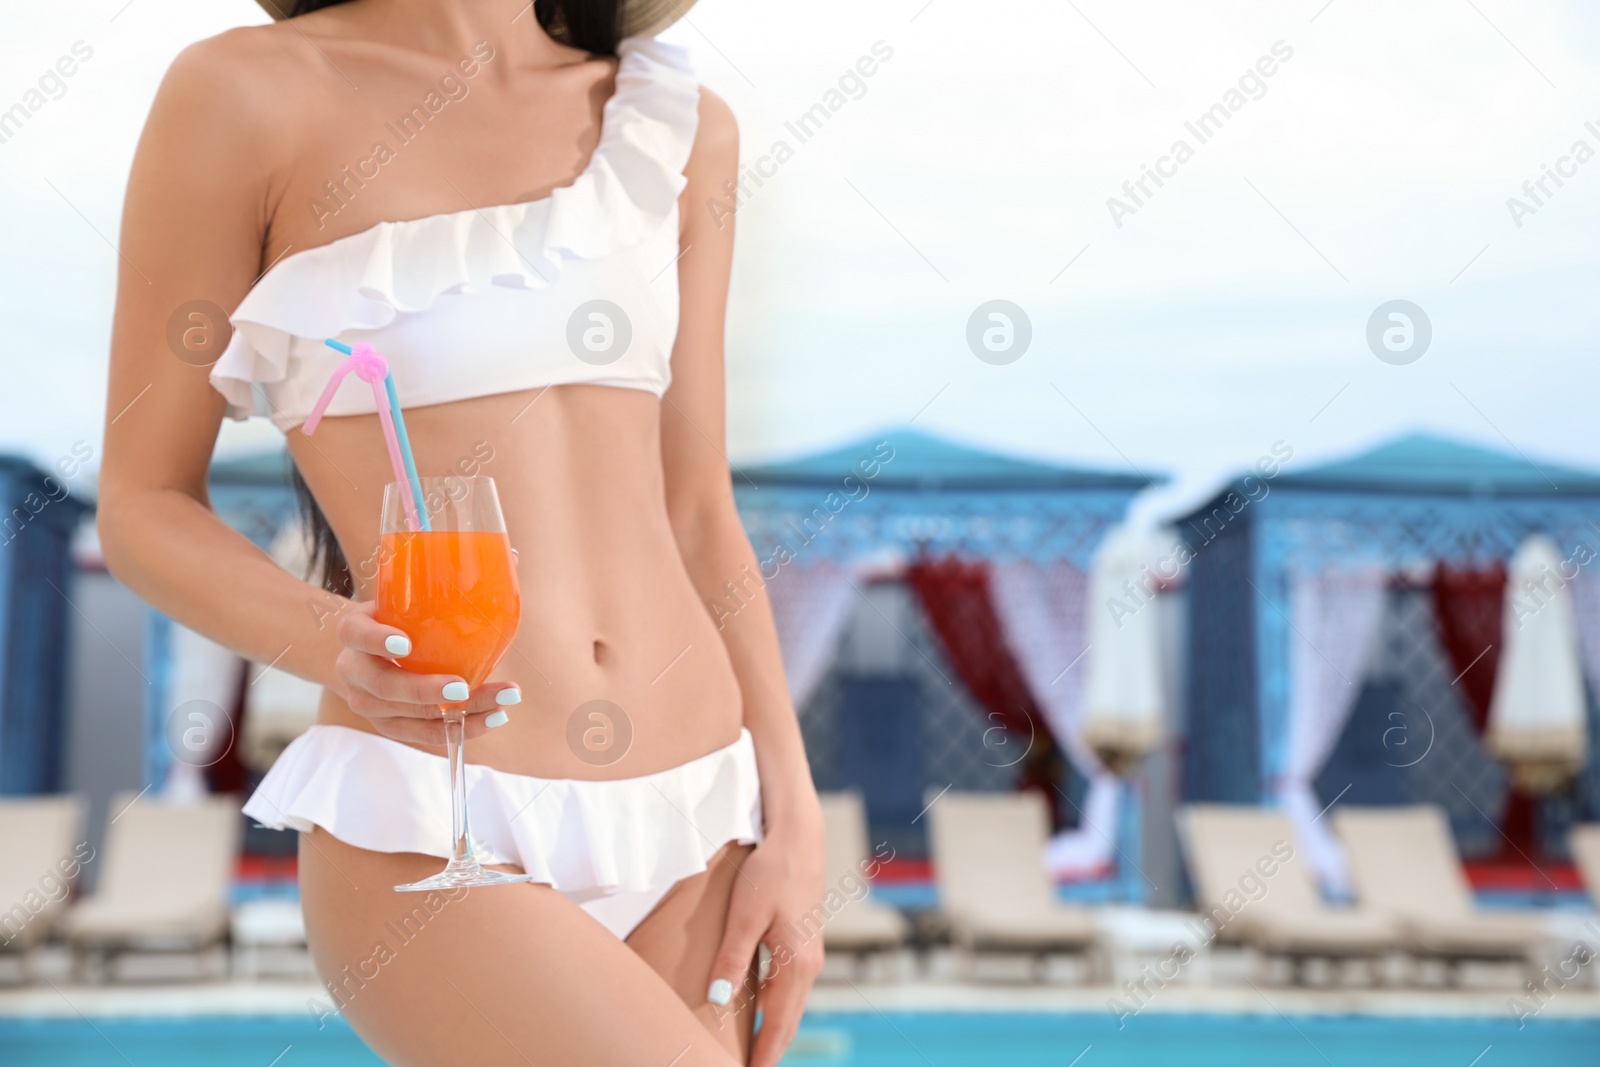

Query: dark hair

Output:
[290, 466, 354, 595]
[286, 0, 624, 55]
[284, 0, 624, 593]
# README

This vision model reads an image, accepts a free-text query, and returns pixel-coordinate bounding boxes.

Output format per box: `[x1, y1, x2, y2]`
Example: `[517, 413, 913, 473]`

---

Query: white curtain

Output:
[764, 562, 859, 713]
[240, 518, 327, 773]
[1280, 566, 1387, 895]
[163, 623, 245, 798]
[990, 560, 1120, 879]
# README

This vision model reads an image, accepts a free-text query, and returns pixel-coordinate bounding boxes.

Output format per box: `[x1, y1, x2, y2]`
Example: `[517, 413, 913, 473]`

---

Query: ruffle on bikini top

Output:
[209, 37, 699, 424]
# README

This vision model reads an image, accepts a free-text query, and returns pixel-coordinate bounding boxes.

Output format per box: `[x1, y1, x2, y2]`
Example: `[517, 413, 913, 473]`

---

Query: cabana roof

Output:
[0, 453, 91, 520]
[1273, 433, 1600, 498]
[740, 428, 1159, 492]
[735, 428, 1159, 566]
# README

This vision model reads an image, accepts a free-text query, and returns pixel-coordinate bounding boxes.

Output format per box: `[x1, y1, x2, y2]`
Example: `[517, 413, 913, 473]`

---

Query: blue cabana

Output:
[736, 428, 1163, 899]
[0, 455, 90, 794]
[734, 427, 1153, 568]
[1178, 433, 1600, 870]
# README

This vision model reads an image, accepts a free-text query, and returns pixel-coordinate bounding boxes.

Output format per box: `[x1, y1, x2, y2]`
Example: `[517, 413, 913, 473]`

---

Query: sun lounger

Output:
[1333, 805, 1548, 975]
[1565, 824, 1600, 976]
[231, 897, 314, 979]
[61, 792, 239, 981]
[817, 792, 911, 957]
[1572, 824, 1600, 911]
[926, 791, 1097, 976]
[1177, 805, 1399, 983]
[0, 796, 86, 978]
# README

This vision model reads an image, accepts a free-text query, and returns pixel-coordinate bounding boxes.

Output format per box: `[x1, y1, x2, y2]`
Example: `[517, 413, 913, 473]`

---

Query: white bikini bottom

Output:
[242, 725, 763, 939]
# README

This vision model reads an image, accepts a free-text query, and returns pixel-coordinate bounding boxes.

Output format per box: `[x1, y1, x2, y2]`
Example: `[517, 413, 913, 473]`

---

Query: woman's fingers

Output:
[366, 707, 506, 746]
[339, 651, 465, 712]
[344, 665, 522, 718]
[750, 938, 823, 1067]
[356, 680, 520, 745]
[335, 599, 522, 732]
[336, 603, 412, 658]
[705, 880, 767, 1010]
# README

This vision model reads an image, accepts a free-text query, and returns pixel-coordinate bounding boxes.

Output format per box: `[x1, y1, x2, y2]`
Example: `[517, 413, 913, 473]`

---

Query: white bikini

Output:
[221, 39, 763, 939]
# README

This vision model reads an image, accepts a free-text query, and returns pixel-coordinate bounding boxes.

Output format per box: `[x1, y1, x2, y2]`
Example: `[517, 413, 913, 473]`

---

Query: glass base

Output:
[394, 858, 534, 893]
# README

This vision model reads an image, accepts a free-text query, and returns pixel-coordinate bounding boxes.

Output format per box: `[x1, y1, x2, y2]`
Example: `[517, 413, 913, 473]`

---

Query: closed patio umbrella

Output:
[1486, 535, 1588, 792]
[1080, 526, 1164, 775]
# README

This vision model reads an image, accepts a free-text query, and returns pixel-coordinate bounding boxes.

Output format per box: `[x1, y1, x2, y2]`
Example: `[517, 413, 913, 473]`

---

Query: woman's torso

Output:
[223, 12, 742, 779]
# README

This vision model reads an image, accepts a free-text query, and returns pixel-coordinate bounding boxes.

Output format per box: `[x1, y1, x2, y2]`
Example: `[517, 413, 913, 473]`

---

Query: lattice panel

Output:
[736, 487, 1136, 568]
[1264, 494, 1600, 575]
[1183, 516, 1260, 802]
[1317, 587, 1507, 857]
[798, 579, 1035, 858]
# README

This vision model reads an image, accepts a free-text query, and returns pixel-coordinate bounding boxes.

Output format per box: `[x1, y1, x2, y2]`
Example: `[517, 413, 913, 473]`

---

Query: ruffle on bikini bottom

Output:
[243, 724, 762, 902]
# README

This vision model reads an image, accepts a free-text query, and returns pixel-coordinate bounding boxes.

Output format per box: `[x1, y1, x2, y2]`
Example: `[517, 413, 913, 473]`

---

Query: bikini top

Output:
[210, 38, 698, 433]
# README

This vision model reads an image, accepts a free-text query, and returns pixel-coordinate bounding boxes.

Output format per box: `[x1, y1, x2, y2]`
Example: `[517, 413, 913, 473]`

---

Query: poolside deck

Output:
[4, 975, 1597, 1021]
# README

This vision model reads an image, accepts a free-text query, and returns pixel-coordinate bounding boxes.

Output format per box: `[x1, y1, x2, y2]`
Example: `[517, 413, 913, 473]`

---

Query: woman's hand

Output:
[334, 600, 520, 744]
[707, 807, 827, 1067]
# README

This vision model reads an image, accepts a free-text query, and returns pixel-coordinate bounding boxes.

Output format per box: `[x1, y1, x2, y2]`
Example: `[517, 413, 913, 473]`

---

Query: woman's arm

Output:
[99, 32, 340, 678]
[100, 33, 510, 743]
[660, 89, 824, 1067]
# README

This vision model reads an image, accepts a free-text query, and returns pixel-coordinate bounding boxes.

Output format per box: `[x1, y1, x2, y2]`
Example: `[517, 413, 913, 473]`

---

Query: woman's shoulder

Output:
[688, 85, 737, 178]
[156, 22, 334, 146]
[695, 87, 737, 147]
[171, 21, 331, 89]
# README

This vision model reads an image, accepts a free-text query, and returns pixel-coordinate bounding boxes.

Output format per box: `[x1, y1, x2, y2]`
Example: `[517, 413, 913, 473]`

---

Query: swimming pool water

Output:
[1, 1011, 1596, 1066]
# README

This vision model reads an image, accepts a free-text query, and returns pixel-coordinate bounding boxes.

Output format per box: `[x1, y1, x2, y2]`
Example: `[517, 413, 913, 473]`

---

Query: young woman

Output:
[97, 1, 824, 1063]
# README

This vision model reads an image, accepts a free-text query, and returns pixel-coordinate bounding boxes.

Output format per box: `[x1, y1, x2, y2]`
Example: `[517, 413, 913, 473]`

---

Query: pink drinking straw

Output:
[303, 340, 430, 532]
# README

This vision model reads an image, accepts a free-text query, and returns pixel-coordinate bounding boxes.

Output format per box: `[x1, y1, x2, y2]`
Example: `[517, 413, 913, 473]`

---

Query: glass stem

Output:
[443, 707, 474, 868]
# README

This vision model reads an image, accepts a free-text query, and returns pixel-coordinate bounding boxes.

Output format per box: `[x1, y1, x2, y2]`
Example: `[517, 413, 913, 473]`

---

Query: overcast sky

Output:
[3, 0, 1597, 525]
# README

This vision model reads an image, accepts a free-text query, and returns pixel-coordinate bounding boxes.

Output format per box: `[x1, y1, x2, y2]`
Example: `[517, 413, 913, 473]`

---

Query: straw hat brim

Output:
[252, 0, 696, 40]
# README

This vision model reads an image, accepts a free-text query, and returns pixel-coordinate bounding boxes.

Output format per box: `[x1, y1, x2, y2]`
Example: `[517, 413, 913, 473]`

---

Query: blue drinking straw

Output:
[323, 339, 431, 531]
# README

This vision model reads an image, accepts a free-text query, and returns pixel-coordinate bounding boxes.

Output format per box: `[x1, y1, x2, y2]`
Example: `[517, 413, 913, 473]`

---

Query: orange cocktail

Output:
[375, 477, 531, 892]
[374, 529, 521, 689]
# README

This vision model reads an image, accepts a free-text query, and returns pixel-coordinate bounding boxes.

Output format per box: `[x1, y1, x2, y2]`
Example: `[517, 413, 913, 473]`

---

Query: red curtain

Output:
[904, 555, 1063, 815]
[1431, 561, 1537, 859]
[204, 659, 251, 796]
[1431, 562, 1506, 732]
